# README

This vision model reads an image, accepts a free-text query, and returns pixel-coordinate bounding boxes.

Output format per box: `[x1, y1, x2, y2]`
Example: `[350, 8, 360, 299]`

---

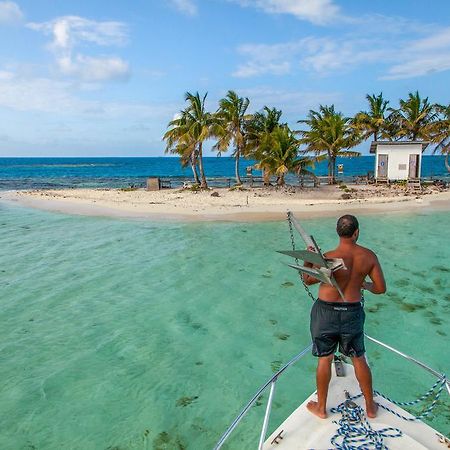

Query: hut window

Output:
[398, 164, 407, 170]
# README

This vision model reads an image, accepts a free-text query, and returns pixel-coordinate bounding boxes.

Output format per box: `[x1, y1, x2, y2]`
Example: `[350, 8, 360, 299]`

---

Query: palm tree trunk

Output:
[263, 167, 270, 186]
[197, 142, 208, 189]
[235, 147, 242, 185]
[190, 151, 200, 184]
[327, 154, 333, 184]
[329, 156, 336, 184]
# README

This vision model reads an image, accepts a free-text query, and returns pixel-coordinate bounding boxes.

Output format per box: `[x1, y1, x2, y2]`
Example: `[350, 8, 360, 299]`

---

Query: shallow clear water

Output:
[0, 204, 449, 449]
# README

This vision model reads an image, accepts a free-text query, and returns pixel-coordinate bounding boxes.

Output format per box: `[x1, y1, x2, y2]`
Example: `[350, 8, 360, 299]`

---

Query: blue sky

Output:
[1, 0, 450, 156]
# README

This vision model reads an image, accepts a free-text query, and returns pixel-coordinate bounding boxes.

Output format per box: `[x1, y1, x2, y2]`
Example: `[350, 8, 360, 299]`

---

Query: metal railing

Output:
[213, 343, 312, 450]
[365, 335, 450, 396]
[214, 335, 449, 449]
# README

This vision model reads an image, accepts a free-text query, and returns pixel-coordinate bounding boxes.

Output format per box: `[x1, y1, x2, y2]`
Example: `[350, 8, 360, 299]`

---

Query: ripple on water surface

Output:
[0, 204, 449, 449]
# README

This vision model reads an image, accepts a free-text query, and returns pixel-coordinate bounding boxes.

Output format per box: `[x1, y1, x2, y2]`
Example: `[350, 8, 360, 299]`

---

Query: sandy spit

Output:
[2, 184, 449, 222]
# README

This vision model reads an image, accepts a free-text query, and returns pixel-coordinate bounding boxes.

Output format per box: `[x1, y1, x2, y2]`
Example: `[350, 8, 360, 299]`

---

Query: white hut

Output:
[369, 141, 429, 182]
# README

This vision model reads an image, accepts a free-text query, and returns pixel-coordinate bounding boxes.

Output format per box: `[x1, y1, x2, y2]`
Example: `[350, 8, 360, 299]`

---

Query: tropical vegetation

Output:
[163, 90, 450, 187]
[298, 105, 362, 184]
[214, 90, 251, 185]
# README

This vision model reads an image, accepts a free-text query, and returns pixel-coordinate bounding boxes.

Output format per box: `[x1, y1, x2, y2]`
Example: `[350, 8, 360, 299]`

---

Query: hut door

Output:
[378, 154, 388, 178]
[408, 154, 419, 179]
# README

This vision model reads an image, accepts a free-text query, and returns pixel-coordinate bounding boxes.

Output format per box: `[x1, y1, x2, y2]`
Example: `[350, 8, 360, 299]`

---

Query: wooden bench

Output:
[298, 176, 320, 188]
[160, 178, 172, 189]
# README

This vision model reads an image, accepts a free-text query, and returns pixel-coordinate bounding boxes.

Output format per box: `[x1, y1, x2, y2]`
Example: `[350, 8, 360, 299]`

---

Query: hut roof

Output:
[369, 141, 429, 154]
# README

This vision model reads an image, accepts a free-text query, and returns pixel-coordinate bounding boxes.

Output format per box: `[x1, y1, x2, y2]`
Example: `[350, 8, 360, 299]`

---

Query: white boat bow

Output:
[214, 335, 450, 450]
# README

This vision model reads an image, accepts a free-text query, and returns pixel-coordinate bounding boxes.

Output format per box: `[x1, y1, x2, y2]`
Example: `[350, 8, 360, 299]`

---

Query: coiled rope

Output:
[329, 375, 446, 449]
[330, 400, 402, 449]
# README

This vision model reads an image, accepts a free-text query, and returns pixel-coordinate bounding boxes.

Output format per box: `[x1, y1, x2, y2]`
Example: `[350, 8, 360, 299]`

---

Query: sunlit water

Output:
[0, 203, 449, 449]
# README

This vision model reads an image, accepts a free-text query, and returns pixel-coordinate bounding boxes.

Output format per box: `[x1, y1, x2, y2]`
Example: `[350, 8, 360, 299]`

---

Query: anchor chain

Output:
[287, 213, 316, 303]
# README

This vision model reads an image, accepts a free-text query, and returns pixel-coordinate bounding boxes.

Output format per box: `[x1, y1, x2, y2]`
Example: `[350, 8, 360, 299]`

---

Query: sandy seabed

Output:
[2, 184, 450, 221]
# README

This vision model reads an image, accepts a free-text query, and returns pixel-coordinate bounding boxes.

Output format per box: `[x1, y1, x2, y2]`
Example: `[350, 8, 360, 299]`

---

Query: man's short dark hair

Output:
[336, 215, 359, 237]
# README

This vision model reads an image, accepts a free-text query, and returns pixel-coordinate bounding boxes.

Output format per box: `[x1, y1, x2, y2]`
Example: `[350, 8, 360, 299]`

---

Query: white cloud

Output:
[0, 1, 23, 24]
[410, 28, 450, 52]
[381, 27, 450, 80]
[168, 0, 197, 16]
[28, 16, 128, 49]
[0, 71, 94, 113]
[299, 37, 386, 74]
[239, 86, 341, 115]
[233, 42, 300, 77]
[229, 0, 340, 25]
[57, 54, 129, 82]
[28, 16, 130, 82]
[234, 25, 450, 81]
[0, 70, 174, 118]
[383, 54, 450, 80]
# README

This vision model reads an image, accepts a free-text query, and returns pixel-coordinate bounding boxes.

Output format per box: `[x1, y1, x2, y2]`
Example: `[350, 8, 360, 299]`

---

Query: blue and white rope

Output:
[330, 402, 402, 449]
[374, 375, 446, 421]
[331, 375, 446, 423]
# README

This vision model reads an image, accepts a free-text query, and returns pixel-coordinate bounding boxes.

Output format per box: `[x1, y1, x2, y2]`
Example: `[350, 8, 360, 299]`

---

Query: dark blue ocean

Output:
[0, 156, 448, 190]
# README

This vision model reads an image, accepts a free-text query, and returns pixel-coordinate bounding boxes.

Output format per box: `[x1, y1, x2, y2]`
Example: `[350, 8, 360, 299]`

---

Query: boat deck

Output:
[264, 362, 447, 450]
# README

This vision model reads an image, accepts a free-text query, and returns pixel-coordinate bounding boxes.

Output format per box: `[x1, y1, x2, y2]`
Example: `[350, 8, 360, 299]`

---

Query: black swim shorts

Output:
[310, 299, 365, 358]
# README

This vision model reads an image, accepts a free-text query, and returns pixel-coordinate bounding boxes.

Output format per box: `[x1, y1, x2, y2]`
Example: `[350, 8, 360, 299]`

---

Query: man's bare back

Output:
[319, 244, 384, 302]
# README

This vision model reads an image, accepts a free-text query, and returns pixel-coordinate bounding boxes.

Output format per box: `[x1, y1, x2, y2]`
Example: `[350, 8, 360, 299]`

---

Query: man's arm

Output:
[363, 254, 386, 294]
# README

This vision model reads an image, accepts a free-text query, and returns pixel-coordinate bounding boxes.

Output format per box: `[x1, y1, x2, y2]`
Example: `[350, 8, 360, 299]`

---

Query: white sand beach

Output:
[3, 184, 450, 221]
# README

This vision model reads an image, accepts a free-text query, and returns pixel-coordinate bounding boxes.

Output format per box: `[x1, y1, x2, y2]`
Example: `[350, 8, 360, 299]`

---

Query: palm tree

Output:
[215, 90, 251, 185]
[430, 104, 450, 172]
[391, 91, 438, 141]
[246, 106, 283, 145]
[245, 106, 284, 184]
[184, 92, 218, 188]
[352, 93, 391, 141]
[164, 92, 216, 189]
[298, 105, 362, 184]
[163, 109, 200, 184]
[253, 125, 313, 186]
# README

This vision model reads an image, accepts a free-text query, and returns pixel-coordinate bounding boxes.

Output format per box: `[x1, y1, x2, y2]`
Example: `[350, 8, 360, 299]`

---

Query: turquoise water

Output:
[0, 204, 449, 449]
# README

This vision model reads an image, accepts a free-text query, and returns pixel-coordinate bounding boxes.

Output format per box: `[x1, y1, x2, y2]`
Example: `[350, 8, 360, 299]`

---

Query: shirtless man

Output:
[302, 214, 386, 419]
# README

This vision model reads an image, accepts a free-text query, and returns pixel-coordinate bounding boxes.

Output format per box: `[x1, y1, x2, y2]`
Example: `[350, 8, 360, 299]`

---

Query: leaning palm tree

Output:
[163, 110, 200, 184]
[254, 125, 313, 186]
[391, 91, 438, 141]
[430, 103, 450, 173]
[215, 91, 251, 185]
[166, 92, 218, 188]
[352, 93, 391, 141]
[298, 105, 362, 184]
[183, 92, 219, 188]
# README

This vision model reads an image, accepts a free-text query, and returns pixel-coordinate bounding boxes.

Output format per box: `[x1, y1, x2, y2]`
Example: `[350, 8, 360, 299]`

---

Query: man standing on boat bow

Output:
[302, 214, 386, 419]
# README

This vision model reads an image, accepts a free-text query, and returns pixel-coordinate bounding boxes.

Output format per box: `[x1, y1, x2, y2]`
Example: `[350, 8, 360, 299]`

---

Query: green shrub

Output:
[120, 186, 139, 192]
